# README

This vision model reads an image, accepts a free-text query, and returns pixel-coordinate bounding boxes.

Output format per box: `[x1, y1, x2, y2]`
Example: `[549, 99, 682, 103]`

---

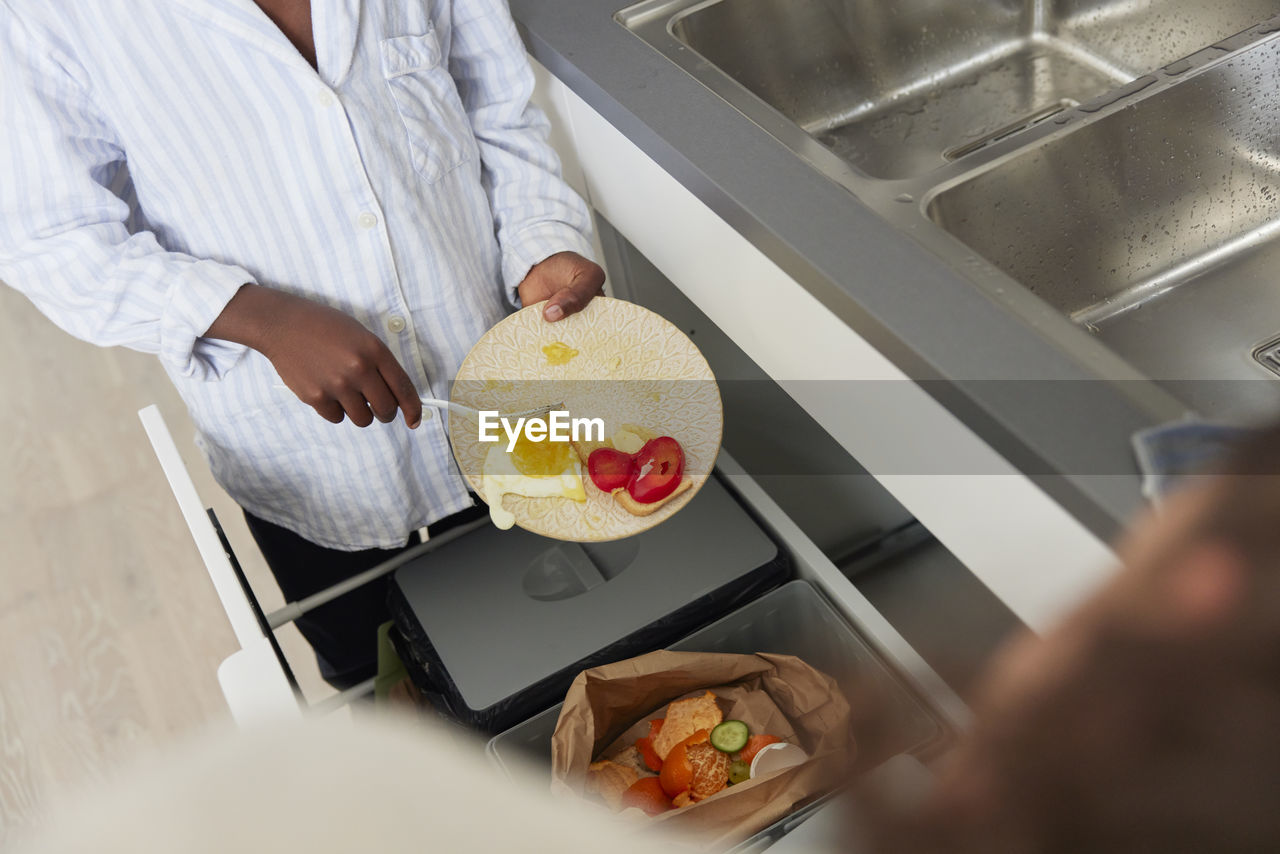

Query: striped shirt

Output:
[0, 1, 595, 549]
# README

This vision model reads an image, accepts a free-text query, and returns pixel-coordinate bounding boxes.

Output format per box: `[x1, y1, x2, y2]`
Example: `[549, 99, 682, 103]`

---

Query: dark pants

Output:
[243, 504, 487, 691]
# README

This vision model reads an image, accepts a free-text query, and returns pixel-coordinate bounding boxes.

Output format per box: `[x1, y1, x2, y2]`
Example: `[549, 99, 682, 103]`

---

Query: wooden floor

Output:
[0, 285, 329, 846]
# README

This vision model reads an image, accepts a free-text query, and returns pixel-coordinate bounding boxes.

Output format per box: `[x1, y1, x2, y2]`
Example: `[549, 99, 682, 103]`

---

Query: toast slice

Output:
[608, 744, 656, 779]
[651, 691, 723, 761]
[611, 478, 692, 516]
[585, 760, 639, 811]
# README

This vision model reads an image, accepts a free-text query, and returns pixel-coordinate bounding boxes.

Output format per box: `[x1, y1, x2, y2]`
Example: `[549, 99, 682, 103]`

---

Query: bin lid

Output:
[393, 477, 780, 713]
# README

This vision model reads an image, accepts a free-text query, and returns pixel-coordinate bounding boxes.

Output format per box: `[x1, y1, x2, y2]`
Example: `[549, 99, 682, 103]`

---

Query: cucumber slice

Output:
[728, 759, 751, 785]
[710, 720, 750, 754]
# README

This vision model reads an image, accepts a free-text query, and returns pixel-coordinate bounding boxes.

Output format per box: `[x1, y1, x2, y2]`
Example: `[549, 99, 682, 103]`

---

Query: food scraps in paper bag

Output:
[652, 691, 723, 760]
[585, 760, 639, 811]
[552, 651, 854, 849]
[587, 691, 787, 814]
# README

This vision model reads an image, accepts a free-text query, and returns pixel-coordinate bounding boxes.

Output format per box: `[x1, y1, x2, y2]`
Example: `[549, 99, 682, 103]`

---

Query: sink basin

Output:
[929, 36, 1280, 415]
[627, 0, 1279, 179]
[619, 0, 1280, 418]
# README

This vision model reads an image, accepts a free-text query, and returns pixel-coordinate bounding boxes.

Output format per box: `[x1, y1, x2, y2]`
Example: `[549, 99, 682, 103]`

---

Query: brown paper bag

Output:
[551, 650, 854, 849]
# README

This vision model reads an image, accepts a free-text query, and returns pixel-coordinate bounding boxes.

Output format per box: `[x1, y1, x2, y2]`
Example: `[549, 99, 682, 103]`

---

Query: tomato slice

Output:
[627, 437, 685, 504]
[588, 447, 635, 493]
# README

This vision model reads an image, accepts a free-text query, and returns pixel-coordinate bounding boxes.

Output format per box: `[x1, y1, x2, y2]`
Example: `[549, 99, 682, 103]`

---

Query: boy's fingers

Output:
[363, 377, 400, 424]
[544, 271, 605, 322]
[313, 397, 346, 424]
[337, 390, 374, 428]
[378, 357, 423, 429]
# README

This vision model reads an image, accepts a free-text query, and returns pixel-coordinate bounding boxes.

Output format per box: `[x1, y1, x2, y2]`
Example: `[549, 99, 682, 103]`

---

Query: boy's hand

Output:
[206, 285, 423, 428]
[517, 251, 605, 322]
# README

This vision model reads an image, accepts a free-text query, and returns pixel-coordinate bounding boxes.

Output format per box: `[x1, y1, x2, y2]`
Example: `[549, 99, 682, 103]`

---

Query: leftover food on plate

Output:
[452, 298, 722, 541]
[586, 690, 787, 816]
[541, 340, 579, 365]
[585, 447, 633, 492]
[574, 426, 693, 517]
[476, 414, 692, 530]
[480, 431, 586, 530]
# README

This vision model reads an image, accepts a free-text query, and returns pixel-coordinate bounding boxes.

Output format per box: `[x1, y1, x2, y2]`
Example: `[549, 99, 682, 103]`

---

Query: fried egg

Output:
[481, 432, 586, 529]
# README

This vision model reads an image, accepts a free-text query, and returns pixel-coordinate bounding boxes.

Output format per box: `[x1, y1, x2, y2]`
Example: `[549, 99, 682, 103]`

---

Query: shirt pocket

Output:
[380, 30, 475, 184]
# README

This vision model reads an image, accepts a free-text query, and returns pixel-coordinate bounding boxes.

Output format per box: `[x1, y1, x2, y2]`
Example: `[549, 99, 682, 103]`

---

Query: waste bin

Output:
[389, 476, 790, 733]
[484, 580, 948, 849]
[486, 579, 945, 772]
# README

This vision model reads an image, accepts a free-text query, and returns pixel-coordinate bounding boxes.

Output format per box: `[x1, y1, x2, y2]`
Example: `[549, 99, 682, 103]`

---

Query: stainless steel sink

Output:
[622, 0, 1280, 179]
[620, 2, 1280, 419]
[929, 37, 1280, 405]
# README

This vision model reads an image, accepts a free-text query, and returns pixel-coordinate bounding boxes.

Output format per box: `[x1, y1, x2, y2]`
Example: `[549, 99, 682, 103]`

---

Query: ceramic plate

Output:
[450, 297, 722, 541]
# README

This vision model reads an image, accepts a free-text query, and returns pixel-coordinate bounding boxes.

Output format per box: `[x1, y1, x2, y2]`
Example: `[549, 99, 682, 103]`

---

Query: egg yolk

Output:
[541, 341, 579, 366]
[509, 432, 576, 476]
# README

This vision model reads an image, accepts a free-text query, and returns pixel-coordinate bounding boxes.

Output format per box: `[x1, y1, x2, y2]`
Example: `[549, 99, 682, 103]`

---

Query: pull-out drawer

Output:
[487, 579, 948, 777]
[142, 402, 964, 726]
[142, 404, 967, 850]
[481, 453, 967, 851]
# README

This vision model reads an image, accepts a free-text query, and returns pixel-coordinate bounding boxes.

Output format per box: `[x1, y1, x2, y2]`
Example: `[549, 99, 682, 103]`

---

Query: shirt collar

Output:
[171, 0, 361, 87]
[312, 0, 360, 88]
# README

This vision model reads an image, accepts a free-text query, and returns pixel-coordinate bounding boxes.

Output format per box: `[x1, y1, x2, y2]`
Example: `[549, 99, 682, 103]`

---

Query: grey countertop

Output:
[509, 0, 1183, 542]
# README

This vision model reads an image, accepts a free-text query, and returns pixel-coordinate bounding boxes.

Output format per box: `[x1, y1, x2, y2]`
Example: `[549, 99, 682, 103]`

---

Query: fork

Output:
[272, 382, 561, 421]
[420, 398, 565, 421]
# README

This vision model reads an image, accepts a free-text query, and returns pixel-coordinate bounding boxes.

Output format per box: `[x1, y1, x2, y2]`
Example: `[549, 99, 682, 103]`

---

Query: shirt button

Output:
[420, 408, 434, 422]
[317, 90, 336, 108]
[356, 211, 378, 230]
[386, 315, 407, 334]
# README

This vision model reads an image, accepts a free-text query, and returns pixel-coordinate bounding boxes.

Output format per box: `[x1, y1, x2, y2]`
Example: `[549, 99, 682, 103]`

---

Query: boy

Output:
[0, 0, 604, 687]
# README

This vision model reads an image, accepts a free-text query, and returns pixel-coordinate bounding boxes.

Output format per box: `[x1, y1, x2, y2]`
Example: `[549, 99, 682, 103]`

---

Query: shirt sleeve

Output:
[446, 1, 597, 306]
[0, 7, 254, 381]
